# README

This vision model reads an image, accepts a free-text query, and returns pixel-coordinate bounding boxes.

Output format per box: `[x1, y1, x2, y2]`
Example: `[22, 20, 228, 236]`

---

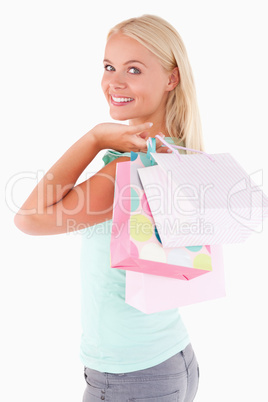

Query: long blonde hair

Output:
[108, 14, 204, 152]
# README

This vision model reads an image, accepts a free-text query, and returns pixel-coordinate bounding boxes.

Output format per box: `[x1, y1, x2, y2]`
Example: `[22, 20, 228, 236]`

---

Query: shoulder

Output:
[98, 155, 130, 183]
[102, 149, 131, 166]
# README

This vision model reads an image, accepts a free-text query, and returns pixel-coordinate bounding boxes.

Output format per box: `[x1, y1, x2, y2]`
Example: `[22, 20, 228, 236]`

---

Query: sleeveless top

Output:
[80, 138, 190, 373]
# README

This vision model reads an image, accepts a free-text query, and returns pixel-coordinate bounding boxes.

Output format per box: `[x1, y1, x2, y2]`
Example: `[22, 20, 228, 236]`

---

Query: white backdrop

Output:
[1, 1, 268, 401]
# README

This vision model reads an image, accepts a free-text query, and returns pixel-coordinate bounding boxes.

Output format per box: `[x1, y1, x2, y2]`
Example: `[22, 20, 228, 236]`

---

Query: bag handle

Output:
[155, 135, 215, 162]
[146, 137, 157, 165]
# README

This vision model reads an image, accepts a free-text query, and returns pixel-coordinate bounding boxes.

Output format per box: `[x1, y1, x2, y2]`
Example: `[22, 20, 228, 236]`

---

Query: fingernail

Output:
[167, 149, 172, 153]
[148, 122, 153, 127]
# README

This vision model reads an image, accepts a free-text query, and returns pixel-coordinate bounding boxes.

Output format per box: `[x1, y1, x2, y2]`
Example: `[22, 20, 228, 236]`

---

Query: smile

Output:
[111, 96, 134, 104]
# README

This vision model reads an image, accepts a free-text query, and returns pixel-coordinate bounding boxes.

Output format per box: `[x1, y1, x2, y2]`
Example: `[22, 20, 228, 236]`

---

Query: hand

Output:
[89, 122, 153, 153]
[139, 133, 173, 154]
[155, 134, 173, 154]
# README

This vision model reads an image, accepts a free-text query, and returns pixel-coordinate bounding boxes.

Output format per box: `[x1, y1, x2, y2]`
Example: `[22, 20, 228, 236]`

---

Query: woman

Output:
[15, 14, 203, 401]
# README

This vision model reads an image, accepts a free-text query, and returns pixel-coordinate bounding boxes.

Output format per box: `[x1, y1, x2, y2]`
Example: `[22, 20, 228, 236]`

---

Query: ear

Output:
[167, 67, 180, 91]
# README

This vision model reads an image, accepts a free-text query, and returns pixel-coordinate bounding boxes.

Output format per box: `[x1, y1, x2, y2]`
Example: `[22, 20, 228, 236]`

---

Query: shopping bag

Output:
[137, 136, 268, 247]
[111, 157, 213, 280]
[125, 244, 225, 313]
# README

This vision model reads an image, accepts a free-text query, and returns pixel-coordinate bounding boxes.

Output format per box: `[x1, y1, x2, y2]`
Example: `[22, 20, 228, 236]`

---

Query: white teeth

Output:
[112, 96, 133, 103]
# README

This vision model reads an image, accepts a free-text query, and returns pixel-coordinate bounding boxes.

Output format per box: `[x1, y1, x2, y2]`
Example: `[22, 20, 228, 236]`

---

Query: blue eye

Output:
[104, 65, 115, 71]
[129, 67, 141, 74]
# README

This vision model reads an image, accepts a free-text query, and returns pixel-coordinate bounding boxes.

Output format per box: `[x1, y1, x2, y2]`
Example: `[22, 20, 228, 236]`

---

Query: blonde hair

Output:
[108, 14, 204, 152]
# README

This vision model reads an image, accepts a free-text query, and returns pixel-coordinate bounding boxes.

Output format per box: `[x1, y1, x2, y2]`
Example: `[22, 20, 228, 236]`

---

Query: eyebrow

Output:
[103, 59, 147, 67]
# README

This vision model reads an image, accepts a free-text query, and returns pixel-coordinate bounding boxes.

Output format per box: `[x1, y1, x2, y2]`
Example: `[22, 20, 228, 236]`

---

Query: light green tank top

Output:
[80, 138, 190, 373]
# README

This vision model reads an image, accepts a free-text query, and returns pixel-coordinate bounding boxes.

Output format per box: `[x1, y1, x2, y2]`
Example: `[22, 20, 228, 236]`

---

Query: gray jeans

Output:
[83, 343, 199, 401]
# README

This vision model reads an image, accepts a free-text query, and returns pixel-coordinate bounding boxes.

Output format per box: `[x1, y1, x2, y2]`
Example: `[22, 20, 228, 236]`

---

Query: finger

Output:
[138, 131, 150, 140]
[136, 138, 149, 152]
[127, 122, 153, 135]
[156, 146, 173, 154]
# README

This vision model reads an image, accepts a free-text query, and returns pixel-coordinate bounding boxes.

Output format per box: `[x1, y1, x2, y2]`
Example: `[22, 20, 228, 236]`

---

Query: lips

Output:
[110, 95, 134, 106]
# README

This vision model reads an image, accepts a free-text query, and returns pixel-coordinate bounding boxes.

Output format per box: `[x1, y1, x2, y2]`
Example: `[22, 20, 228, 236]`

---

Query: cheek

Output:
[135, 82, 154, 101]
[141, 84, 162, 104]
[149, 79, 168, 101]
[101, 76, 108, 95]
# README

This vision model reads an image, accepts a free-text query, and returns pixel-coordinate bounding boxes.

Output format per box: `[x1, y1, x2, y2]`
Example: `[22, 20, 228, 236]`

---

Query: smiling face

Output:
[101, 32, 176, 126]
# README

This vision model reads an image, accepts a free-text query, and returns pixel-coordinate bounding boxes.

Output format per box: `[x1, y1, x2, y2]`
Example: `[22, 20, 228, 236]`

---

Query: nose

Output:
[108, 71, 127, 90]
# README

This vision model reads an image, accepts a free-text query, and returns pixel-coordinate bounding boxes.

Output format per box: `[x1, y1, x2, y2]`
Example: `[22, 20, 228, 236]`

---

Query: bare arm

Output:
[14, 122, 156, 235]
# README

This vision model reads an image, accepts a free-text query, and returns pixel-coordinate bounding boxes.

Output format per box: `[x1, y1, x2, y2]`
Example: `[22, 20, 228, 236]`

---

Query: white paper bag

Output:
[138, 148, 268, 247]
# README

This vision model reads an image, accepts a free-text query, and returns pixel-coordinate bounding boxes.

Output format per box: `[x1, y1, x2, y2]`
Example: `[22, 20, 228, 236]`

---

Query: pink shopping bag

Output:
[125, 244, 225, 313]
[111, 157, 213, 280]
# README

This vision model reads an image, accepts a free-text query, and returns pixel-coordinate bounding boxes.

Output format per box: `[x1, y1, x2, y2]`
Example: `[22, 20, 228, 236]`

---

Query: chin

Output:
[109, 111, 132, 121]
